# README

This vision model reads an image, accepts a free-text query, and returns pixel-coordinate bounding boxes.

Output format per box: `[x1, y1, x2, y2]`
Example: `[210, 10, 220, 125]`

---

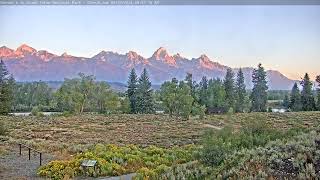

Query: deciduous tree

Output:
[55, 73, 95, 113]
[160, 78, 193, 119]
[207, 78, 226, 109]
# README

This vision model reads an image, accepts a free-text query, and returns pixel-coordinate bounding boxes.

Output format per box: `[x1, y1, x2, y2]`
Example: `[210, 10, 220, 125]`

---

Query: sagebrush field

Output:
[1, 112, 320, 179]
[1, 112, 319, 152]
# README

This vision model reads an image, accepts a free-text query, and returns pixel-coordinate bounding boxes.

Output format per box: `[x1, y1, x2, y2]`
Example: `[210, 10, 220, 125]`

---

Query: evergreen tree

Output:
[316, 75, 320, 110]
[282, 94, 289, 108]
[224, 68, 235, 111]
[300, 73, 316, 111]
[127, 68, 138, 113]
[250, 63, 268, 112]
[184, 73, 198, 102]
[289, 82, 302, 111]
[0, 59, 15, 115]
[199, 76, 208, 106]
[136, 68, 155, 113]
[235, 68, 246, 113]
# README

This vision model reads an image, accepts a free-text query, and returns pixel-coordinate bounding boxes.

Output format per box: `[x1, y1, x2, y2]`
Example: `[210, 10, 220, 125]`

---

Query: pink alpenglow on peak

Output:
[60, 52, 78, 61]
[15, 44, 37, 56]
[151, 47, 176, 66]
[126, 51, 149, 66]
[197, 54, 216, 70]
[0, 46, 15, 57]
[127, 51, 141, 60]
[36, 50, 56, 62]
[61, 52, 73, 57]
[0, 44, 296, 90]
[173, 53, 182, 59]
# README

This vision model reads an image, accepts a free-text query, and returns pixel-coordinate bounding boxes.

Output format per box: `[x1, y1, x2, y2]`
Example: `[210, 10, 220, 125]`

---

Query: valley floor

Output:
[0, 112, 320, 179]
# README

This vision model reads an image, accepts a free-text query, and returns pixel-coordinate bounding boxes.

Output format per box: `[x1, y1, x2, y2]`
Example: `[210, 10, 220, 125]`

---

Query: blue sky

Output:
[0, 5, 319, 79]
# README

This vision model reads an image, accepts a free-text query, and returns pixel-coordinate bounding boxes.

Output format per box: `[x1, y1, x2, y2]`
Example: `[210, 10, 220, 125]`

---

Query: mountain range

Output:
[0, 44, 296, 90]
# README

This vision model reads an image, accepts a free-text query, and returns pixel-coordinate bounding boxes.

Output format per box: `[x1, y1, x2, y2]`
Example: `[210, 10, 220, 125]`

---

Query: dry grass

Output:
[1, 112, 320, 154]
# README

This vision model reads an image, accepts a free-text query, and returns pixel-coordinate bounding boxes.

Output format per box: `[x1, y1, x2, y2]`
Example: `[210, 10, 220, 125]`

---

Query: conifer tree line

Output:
[128, 63, 269, 118]
[1, 59, 320, 116]
[284, 73, 320, 112]
[127, 68, 155, 114]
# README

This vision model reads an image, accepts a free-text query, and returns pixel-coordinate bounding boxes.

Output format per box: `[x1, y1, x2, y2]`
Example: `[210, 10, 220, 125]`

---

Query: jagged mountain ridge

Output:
[0, 44, 296, 90]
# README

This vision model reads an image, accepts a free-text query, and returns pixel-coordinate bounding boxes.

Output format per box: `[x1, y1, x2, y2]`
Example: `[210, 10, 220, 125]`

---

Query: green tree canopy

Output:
[90, 82, 119, 113]
[184, 73, 198, 102]
[13, 81, 53, 111]
[54, 73, 119, 114]
[206, 78, 226, 109]
[0, 60, 15, 115]
[235, 68, 247, 113]
[316, 75, 320, 110]
[127, 68, 137, 113]
[224, 68, 236, 111]
[199, 76, 208, 106]
[136, 68, 155, 114]
[250, 63, 268, 112]
[289, 82, 302, 111]
[282, 94, 290, 108]
[300, 73, 316, 111]
[160, 78, 194, 119]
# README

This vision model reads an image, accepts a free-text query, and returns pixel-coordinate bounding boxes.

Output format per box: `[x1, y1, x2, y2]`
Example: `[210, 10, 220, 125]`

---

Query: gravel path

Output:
[0, 147, 137, 180]
[98, 173, 136, 180]
[203, 124, 222, 130]
[0, 147, 54, 180]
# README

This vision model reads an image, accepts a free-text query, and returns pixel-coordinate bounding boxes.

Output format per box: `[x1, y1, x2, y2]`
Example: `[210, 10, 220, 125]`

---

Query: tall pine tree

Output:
[184, 73, 198, 102]
[224, 68, 235, 111]
[250, 63, 268, 112]
[127, 68, 138, 113]
[136, 68, 155, 114]
[0, 60, 15, 115]
[282, 94, 290, 109]
[316, 75, 320, 110]
[235, 68, 246, 113]
[199, 76, 208, 106]
[289, 82, 302, 111]
[300, 73, 315, 111]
